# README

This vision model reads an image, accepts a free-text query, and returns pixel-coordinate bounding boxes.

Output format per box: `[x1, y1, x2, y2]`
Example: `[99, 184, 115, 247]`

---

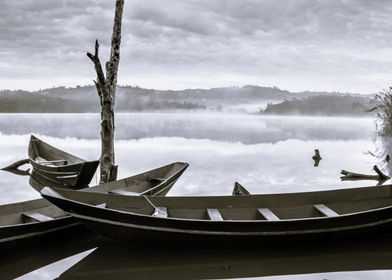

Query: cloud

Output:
[0, 0, 392, 93]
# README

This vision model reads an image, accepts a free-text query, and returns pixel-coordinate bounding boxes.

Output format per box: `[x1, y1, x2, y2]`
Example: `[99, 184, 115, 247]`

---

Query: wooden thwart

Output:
[109, 189, 140, 196]
[258, 208, 280, 221]
[314, 204, 339, 217]
[207, 208, 224, 221]
[22, 211, 54, 222]
[39, 160, 68, 165]
[95, 203, 107, 208]
[152, 207, 168, 218]
[57, 174, 79, 179]
[147, 177, 166, 182]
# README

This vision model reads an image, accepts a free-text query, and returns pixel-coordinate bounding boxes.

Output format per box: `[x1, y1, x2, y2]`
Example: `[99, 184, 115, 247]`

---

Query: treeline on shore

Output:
[0, 91, 205, 113]
[0, 85, 375, 115]
[260, 95, 376, 116]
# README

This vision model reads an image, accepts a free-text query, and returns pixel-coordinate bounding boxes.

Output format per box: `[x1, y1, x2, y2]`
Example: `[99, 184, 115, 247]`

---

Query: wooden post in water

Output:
[87, 0, 124, 183]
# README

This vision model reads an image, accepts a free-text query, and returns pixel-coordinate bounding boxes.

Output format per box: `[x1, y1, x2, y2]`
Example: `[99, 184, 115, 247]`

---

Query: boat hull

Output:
[42, 187, 392, 244]
[1, 162, 188, 248]
[76, 217, 392, 244]
[30, 160, 99, 188]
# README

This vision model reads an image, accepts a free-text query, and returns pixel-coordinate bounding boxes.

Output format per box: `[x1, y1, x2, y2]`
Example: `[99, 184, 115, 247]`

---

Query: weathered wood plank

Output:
[22, 212, 54, 222]
[146, 177, 166, 182]
[109, 189, 140, 196]
[95, 203, 107, 208]
[258, 208, 280, 221]
[314, 204, 339, 217]
[207, 208, 224, 221]
[152, 207, 168, 218]
[39, 160, 68, 165]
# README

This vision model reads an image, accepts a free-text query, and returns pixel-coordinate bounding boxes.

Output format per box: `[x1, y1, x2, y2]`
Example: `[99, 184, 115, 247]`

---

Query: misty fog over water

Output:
[0, 113, 374, 143]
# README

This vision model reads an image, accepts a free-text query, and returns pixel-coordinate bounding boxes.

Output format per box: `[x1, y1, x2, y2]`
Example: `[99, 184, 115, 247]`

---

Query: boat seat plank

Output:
[95, 203, 107, 208]
[146, 177, 166, 182]
[109, 189, 140, 196]
[152, 207, 168, 218]
[39, 160, 68, 165]
[314, 204, 339, 217]
[257, 208, 280, 221]
[22, 211, 54, 222]
[207, 208, 224, 221]
[57, 174, 79, 179]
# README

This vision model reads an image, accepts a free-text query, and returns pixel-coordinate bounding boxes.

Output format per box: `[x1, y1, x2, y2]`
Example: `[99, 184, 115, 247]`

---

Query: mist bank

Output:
[260, 95, 376, 116]
[0, 85, 373, 114]
[0, 113, 374, 144]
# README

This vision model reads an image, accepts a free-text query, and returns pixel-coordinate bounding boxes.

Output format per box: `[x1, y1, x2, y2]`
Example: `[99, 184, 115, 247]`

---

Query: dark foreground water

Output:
[0, 113, 391, 279]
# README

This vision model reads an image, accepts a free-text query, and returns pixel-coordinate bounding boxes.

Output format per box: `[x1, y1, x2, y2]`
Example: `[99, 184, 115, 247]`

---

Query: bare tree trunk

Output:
[87, 0, 124, 183]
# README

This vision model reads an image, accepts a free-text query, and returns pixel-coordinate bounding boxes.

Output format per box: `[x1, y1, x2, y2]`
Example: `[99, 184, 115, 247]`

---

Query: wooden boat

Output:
[41, 184, 392, 243]
[28, 135, 99, 188]
[0, 162, 188, 248]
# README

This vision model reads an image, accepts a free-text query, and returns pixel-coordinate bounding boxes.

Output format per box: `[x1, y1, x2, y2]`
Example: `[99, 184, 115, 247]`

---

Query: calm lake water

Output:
[0, 113, 391, 279]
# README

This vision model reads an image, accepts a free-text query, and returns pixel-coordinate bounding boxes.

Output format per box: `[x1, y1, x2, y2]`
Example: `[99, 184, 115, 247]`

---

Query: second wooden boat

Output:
[0, 162, 188, 248]
[41, 184, 392, 243]
[28, 135, 99, 188]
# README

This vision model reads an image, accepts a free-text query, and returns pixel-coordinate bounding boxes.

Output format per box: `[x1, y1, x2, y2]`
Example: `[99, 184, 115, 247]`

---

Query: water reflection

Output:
[0, 113, 390, 279]
[56, 234, 392, 280]
[0, 226, 102, 279]
[0, 113, 375, 144]
[0, 134, 381, 204]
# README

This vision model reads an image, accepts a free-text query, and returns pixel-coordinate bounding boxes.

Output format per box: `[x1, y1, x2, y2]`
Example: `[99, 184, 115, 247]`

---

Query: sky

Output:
[1, 0, 392, 93]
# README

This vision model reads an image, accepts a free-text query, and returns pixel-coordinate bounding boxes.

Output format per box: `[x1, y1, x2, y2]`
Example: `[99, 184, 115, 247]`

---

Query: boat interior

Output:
[29, 135, 85, 165]
[0, 199, 67, 227]
[84, 162, 188, 196]
[45, 184, 392, 221]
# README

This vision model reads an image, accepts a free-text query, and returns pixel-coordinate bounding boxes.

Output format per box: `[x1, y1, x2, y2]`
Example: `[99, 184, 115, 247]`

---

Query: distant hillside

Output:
[260, 95, 376, 116]
[0, 85, 372, 113]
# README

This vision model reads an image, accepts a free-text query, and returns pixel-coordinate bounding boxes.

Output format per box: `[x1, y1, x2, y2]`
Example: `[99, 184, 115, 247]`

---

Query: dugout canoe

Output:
[0, 162, 188, 248]
[41, 184, 392, 244]
[28, 135, 99, 188]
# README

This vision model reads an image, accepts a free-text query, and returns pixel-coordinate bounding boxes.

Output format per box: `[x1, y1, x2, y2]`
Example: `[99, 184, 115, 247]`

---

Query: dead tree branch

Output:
[87, 0, 124, 183]
[340, 165, 390, 185]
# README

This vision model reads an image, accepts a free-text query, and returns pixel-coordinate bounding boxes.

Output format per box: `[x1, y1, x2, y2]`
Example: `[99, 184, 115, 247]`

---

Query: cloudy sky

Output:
[1, 0, 392, 93]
